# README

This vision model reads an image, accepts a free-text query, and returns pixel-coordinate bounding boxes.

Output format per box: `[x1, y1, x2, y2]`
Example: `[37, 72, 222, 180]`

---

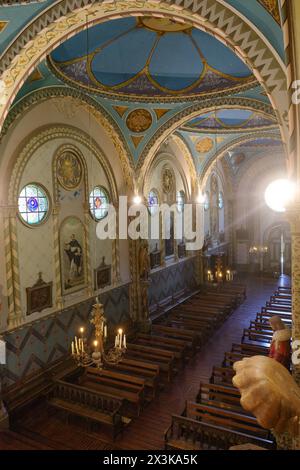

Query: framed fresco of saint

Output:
[57, 149, 82, 191]
[60, 216, 87, 295]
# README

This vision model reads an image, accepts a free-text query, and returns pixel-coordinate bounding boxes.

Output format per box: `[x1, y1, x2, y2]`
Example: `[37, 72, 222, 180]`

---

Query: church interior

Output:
[0, 0, 300, 453]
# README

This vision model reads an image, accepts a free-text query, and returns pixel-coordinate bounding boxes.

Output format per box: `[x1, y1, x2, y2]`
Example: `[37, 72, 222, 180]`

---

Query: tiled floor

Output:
[0, 275, 284, 450]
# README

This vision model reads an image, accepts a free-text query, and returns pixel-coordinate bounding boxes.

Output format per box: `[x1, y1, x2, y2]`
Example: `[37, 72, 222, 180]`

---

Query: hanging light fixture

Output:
[70, 16, 126, 369]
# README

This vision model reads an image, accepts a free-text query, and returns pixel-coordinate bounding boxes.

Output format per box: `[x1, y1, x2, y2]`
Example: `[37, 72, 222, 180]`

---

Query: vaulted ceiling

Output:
[0, 0, 285, 178]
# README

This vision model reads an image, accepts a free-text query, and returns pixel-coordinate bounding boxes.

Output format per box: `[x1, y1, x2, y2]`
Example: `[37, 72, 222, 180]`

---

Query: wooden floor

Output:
[0, 275, 286, 450]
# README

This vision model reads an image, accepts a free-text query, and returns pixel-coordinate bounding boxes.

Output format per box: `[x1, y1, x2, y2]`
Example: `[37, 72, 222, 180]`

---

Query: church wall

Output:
[148, 256, 197, 309]
[0, 99, 131, 333]
[1, 282, 130, 390]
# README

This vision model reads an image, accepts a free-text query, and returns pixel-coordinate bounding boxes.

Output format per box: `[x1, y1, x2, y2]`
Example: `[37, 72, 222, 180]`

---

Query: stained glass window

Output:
[218, 191, 224, 210]
[89, 186, 109, 221]
[18, 184, 49, 226]
[176, 190, 185, 213]
[204, 191, 210, 211]
[148, 189, 159, 216]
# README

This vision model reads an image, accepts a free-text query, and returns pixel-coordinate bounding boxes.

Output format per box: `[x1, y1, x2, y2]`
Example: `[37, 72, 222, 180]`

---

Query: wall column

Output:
[4, 206, 23, 329]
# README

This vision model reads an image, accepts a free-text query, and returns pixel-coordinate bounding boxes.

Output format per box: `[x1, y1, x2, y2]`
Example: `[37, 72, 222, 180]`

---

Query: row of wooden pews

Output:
[45, 284, 245, 442]
[165, 284, 291, 450]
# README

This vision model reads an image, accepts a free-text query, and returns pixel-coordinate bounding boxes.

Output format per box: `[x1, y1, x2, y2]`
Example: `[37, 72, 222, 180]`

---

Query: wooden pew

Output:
[151, 324, 199, 354]
[124, 344, 176, 383]
[134, 333, 188, 364]
[242, 328, 272, 345]
[47, 380, 123, 440]
[168, 311, 218, 327]
[185, 402, 272, 441]
[197, 382, 242, 413]
[210, 366, 235, 385]
[222, 352, 252, 368]
[265, 302, 291, 312]
[165, 414, 273, 450]
[231, 343, 269, 357]
[79, 367, 145, 418]
[106, 358, 159, 401]
[257, 311, 292, 324]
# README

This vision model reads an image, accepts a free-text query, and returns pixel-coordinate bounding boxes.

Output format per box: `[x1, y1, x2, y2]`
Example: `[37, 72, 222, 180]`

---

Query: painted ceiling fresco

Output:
[182, 109, 278, 133]
[49, 16, 256, 101]
[0, 1, 284, 174]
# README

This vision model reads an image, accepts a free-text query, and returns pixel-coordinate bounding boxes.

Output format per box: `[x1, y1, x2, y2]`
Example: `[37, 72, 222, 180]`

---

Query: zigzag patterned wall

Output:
[2, 284, 130, 390]
[148, 257, 197, 309]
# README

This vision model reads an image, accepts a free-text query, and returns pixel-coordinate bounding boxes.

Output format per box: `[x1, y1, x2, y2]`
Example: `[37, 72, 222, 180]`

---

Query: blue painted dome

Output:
[183, 108, 278, 132]
[49, 17, 256, 101]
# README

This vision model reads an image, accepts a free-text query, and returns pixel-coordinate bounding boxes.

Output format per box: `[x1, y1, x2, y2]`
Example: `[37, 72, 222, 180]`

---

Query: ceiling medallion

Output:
[196, 137, 214, 154]
[57, 150, 82, 190]
[126, 109, 153, 133]
[162, 167, 174, 194]
[140, 17, 193, 33]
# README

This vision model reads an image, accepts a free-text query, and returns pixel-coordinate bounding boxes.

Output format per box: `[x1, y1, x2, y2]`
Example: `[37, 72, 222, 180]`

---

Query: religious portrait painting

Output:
[162, 167, 174, 194]
[60, 216, 86, 295]
[57, 150, 82, 190]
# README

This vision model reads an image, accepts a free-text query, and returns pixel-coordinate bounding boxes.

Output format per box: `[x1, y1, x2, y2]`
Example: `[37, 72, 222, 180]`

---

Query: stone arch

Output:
[8, 124, 120, 206]
[138, 97, 281, 178]
[199, 132, 283, 188]
[1, 87, 134, 191]
[0, 0, 287, 143]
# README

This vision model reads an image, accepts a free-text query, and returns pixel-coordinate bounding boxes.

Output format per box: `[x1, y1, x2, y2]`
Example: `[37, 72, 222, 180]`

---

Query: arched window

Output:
[204, 191, 210, 211]
[218, 191, 224, 210]
[148, 189, 159, 216]
[176, 190, 185, 213]
[89, 186, 109, 221]
[18, 183, 50, 226]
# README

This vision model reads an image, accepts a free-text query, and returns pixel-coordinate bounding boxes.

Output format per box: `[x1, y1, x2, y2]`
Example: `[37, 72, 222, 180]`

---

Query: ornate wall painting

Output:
[26, 273, 53, 316]
[126, 109, 153, 133]
[57, 150, 82, 190]
[162, 167, 174, 194]
[196, 137, 214, 154]
[60, 217, 87, 295]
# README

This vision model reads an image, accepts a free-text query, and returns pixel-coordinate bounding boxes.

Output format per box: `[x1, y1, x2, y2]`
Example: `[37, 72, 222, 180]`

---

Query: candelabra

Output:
[71, 300, 126, 369]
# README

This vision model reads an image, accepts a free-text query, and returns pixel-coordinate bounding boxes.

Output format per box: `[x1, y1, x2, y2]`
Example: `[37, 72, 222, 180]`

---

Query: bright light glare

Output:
[197, 192, 205, 204]
[133, 195, 142, 205]
[264, 179, 296, 213]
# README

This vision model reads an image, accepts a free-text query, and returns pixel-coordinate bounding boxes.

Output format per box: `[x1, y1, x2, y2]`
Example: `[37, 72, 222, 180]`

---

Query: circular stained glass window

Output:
[218, 191, 224, 210]
[204, 191, 210, 211]
[176, 190, 185, 213]
[148, 189, 159, 216]
[18, 184, 50, 226]
[89, 186, 109, 221]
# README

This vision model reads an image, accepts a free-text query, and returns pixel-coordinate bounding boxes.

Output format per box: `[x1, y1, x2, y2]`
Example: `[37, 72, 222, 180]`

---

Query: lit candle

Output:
[119, 328, 123, 348]
[123, 335, 126, 349]
[94, 340, 98, 351]
[75, 336, 79, 354]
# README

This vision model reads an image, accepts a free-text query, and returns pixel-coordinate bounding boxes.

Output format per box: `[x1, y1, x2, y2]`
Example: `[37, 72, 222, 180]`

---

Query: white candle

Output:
[118, 329, 123, 349]
[104, 325, 107, 338]
[123, 335, 126, 349]
[71, 341, 74, 355]
[75, 336, 79, 354]
[115, 336, 118, 348]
